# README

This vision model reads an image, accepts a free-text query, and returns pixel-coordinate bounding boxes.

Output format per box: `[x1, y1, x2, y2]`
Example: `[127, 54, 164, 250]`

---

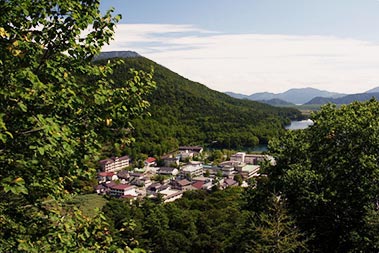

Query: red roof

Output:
[110, 184, 133, 190]
[178, 179, 191, 186]
[192, 181, 204, 190]
[145, 157, 156, 163]
[98, 172, 114, 177]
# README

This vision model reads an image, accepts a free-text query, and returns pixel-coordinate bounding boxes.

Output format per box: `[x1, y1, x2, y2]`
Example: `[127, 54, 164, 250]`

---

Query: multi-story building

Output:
[244, 154, 267, 165]
[99, 155, 130, 172]
[230, 152, 272, 165]
[181, 161, 203, 178]
[236, 164, 260, 179]
[108, 184, 137, 197]
[230, 152, 246, 163]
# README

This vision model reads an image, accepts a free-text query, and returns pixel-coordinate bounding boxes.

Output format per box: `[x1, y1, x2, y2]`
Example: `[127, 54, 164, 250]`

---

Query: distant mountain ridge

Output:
[226, 88, 346, 105]
[366, 87, 379, 93]
[306, 92, 379, 105]
[227, 86, 379, 105]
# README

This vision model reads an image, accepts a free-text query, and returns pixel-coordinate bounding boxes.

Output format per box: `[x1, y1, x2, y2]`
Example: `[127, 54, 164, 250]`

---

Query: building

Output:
[157, 167, 179, 176]
[99, 155, 130, 172]
[236, 164, 260, 179]
[244, 154, 267, 165]
[162, 157, 180, 167]
[221, 165, 235, 177]
[202, 165, 222, 176]
[179, 150, 194, 161]
[146, 183, 169, 195]
[144, 157, 157, 167]
[108, 184, 137, 197]
[219, 160, 240, 168]
[230, 152, 246, 163]
[178, 146, 203, 154]
[97, 172, 117, 183]
[171, 179, 193, 191]
[181, 161, 203, 178]
[192, 176, 214, 190]
[223, 178, 238, 188]
[117, 170, 130, 180]
[230, 152, 273, 165]
[159, 188, 183, 203]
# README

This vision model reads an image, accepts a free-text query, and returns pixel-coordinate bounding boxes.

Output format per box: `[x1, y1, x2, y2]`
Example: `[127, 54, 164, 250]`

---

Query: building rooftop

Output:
[241, 165, 260, 172]
[145, 157, 156, 163]
[110, 184, 134, 190]
[98, 172, 115, 177]
[192, 181, 205, 190]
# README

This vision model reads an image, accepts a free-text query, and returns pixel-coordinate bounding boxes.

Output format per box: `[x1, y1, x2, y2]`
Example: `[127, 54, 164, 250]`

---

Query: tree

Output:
[245, 196, 308, 253]
[0, 0, 155, 251]
[260, 100, 379, 252]
[234, 174, 243, 186]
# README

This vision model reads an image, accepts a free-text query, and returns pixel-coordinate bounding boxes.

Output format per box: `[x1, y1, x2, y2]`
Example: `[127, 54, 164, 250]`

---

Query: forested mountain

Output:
[96, 53, 302, 156]
[256, 98, 295, 106]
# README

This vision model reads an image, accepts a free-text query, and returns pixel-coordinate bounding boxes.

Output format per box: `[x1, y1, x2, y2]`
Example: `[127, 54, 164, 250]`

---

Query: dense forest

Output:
[95, 56, 303, 157]
[102, 187, 307, 253]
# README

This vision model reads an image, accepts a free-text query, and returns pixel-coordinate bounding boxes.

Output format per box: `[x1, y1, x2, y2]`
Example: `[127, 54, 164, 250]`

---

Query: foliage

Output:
[0, 0, 154, 251]
[102, 187, 308, 253]
[258, 100, 379, 252]
[95, 56, 303, 157]
[244, 196, 308, 253]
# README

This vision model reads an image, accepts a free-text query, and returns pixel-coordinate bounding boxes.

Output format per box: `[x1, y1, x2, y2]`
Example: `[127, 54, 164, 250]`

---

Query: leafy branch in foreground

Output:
[0, 0, 155, 251]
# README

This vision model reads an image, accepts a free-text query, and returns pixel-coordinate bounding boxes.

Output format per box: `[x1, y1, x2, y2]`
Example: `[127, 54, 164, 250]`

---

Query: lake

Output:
[250, 120, 313, 152]
[285, 119, 313, 130]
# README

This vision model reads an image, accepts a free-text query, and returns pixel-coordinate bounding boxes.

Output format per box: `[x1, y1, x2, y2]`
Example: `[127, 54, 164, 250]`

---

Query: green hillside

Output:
[97, 56, 302, 156]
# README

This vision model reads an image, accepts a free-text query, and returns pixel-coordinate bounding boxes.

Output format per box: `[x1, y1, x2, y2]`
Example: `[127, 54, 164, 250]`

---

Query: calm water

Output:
[251, 144, 268, 152]
[285, 119, 313, 130]
[249, 120, 313, 152]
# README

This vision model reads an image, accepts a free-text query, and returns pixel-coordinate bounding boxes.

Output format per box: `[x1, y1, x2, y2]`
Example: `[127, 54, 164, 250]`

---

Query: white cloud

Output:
[102, 24, 379, 94]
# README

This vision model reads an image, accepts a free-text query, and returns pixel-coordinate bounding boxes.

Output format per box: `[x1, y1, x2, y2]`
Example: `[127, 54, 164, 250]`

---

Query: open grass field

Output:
[70, 193, 108, 217]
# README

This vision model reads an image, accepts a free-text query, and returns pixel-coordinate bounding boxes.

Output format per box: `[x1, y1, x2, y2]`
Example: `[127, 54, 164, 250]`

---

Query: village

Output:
[95, 146, 274, 203]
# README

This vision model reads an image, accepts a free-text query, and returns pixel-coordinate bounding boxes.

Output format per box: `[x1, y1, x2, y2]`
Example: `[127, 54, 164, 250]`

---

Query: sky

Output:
[100, 0, 379, 95]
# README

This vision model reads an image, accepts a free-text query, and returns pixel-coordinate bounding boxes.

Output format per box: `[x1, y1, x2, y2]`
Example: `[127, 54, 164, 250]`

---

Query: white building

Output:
[108, 184, 137, 198]
[181, 161, 203, 178]
[159, 188, 183, 203]
[222, 165, 235, 177]
[99, 155, 130, 172]
[230, 152, 246, 163]
[237, 164, 260, 179]
[244, 154, 267, 165]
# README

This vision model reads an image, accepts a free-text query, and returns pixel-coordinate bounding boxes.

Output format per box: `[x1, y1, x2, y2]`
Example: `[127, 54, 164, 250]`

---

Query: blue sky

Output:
[100, 0, 379, 94]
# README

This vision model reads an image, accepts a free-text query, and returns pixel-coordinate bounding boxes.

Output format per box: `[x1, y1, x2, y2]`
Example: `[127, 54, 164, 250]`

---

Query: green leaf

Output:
[18, 101, 27, 112]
